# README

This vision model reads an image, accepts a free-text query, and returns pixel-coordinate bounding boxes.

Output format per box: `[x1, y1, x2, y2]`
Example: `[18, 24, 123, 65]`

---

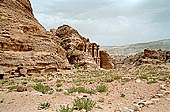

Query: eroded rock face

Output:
[100, 51, 115, 69]
[0, 0, 45, 34]
[55, 25, 88, 51]
[0, 0, 114, 76]
[50, 25, 99, 69]
[0, 0, 70, 77]
[122, 49, 170, 66]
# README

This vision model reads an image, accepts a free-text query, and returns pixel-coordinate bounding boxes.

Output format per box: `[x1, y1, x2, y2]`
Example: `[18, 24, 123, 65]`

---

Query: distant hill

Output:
[101, 39, 170, 56]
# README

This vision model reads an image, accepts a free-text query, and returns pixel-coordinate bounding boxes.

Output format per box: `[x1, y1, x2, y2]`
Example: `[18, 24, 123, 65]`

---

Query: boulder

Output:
[17, 86, 27, 92]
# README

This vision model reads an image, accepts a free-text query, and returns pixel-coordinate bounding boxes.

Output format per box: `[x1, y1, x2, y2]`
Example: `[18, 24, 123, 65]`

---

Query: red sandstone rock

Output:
[100, 51, 115, 69]
[121, 49, 170, 66]
[0, 0, 70, 76]
[17, 86, 27, 92]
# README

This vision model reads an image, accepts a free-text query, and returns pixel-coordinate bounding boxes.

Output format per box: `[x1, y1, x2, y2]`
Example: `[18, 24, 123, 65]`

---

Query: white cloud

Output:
[30, 0, 170, 46]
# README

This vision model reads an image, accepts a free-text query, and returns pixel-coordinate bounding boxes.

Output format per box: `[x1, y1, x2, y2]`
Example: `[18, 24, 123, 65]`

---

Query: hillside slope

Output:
[101, 39, 170, 55]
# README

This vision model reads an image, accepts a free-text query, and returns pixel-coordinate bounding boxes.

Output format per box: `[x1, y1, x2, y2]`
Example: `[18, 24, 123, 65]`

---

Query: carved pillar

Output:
[97, 45, 99, 57]
[84, 44, 87, 52]
[92, 43, 95, 57]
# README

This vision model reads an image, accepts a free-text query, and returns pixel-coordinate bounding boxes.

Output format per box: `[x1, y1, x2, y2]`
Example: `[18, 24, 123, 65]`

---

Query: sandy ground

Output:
[0, 65, 170, 112]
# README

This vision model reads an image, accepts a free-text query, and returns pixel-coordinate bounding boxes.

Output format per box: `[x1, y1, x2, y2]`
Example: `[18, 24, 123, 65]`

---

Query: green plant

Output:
[33, 84, 53, 94]
[67, 87, 96, 94]
[56, 79, 63, 83]
[59, 105, 73, 112]
[121, 78, 130, 85]
[56, 83, 62, 87]
[98, 97, 104, 103]
[1, 80, 8, 85]
[102, 77, 113, 83]
[21, 81, 28, 85]
[8, 80, 15, 85]
[147, 78, 158, 84]
[113, 75, 121, 80]
[96, 85, 107, 92]
[158, 77, 167, 81]
[120, 93, 125, 97]
[56, 88, 63, 92]
[0, 84, 2, 88]
[40, 102, 50, 109]
[33, 79, 45, 83]
[74, 63, 79, 69]
[8, 85, 19, 92]
[73, 98, 96, 111]
[137, 75, 148, 80]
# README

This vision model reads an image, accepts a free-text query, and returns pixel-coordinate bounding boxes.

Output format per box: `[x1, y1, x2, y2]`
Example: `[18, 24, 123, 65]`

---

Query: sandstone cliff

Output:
[122, 49, 170, 66]
[0, 0, 70, 77]
[50, 25, 99, 69]
[0, 0, 104, 78]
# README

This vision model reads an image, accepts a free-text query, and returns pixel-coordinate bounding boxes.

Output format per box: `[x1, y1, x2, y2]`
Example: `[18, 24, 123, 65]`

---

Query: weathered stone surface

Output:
[50, 25, 99, 69]
[0, 0, 115, 77]
[17, 86, 27, 92]
[0, 0, 70, 76]
[100, 51, 114, 69]
[121, 49, 170, 66]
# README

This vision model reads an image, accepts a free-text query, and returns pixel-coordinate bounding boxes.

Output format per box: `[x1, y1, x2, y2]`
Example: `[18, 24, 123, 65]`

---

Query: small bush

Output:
[40, 102, 50, 110]
[8, 85, 19, 92]
[59, 105, 73, 112]
[33, 84, 53, 94]
[137, 75, 148, 80]
[102, 77, 113, 83]
[73, 98, 96, 111]
[98, 97, 104, 103]
[120, 93, 125, 97]
[96, 85, 107, 92]
[113, 75, 121, 80]
[67, 87, 96, 94]
[33, 79, 45, 83]
[56, 79, 63, 83]
[121, 78, 130, 85]
[147, 79, 158, 84]
[158, 77, 167, 81]
[56, 83, 62, 87]
[56, 88, 63, 92]
[21, 81, 28, 85]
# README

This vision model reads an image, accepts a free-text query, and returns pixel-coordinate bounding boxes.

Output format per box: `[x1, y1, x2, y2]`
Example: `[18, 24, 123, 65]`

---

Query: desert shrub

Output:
[73, 98, 96, 111]
[147, 78, 158, 84]
[21, 81, 28, 85]
[113, 75, 121, 80]
[59, 105, 73, 112]
[96, 85, 107, 92]
[40, 102, 50, 109]
[102, 77, 113, 83]
[121, 78, 130, 85]
[137, 75, 148, 80]
[98, 97, 104, 103]
[56, 79, 63, 83]
[56, 88, 63, 92]
[120, 93, 125, 97]
[158, 77, 168, 81]
[67, 87, 96, 94]
[33, 79, 45, 83]
[8, 85, 19, 92]
[33, 84, 53, 94]
[56, 83, 62, 87]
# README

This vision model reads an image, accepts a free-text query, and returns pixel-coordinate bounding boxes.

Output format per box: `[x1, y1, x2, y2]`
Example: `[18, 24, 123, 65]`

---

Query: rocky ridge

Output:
[113, 49, 170, 67]
[102, 39, 170, 56]
[0, 0, 103, 77]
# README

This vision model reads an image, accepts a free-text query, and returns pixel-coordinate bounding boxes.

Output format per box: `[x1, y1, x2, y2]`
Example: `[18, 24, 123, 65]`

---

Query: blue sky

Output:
[30, 0, 170, 46]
